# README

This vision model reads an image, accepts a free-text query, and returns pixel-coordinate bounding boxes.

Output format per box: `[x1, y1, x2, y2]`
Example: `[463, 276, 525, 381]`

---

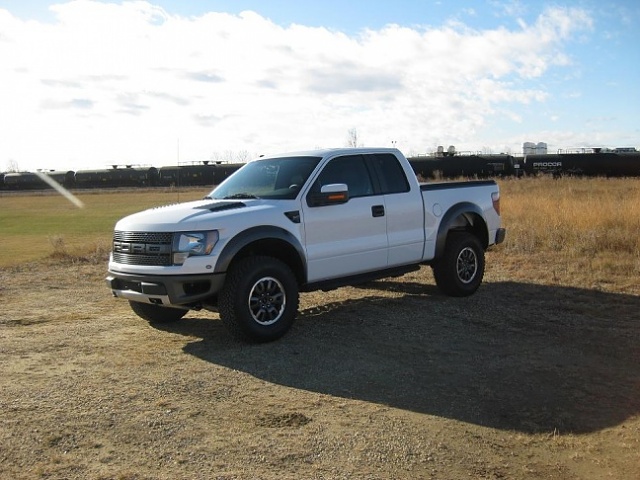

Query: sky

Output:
[1, 0, 638, 172]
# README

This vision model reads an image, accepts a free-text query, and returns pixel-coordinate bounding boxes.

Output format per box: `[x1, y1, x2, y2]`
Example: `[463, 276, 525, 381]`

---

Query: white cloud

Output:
[491, 0, 528, 19]
[0, 1, 594, 171]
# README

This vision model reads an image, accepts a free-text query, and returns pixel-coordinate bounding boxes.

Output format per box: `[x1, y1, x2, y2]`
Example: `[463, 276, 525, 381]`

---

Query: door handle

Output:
[371, 205, 385, 217]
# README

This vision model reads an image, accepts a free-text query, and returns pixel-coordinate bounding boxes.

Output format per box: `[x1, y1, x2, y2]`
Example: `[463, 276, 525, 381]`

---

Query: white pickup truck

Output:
[106, 148, 505, 342]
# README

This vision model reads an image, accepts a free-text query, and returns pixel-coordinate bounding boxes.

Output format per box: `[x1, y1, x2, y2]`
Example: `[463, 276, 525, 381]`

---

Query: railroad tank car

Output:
[408, 154, 516, 179]
[523, 152, 640, 177]
[3, 172, 46, 190]
[9, 172, 32, 189]
[157, 162, 245, 187]
[2, 170, 75, 190]
[158, 164, 215, 187]
[74, 166, 154, 188]
[560, 152, 640, 177]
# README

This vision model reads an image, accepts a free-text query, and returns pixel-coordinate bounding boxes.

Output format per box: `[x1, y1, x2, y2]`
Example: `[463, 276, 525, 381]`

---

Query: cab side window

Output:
[310, 155, 374, 198]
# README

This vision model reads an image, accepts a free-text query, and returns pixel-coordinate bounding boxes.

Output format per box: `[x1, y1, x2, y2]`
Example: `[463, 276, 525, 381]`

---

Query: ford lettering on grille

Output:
[113, 242, 171, 254]
[113, 231, 173, 266]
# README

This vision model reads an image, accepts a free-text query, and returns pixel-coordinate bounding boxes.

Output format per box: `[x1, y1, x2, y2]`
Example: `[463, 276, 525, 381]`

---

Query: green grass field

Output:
[0, 188, 206, 266]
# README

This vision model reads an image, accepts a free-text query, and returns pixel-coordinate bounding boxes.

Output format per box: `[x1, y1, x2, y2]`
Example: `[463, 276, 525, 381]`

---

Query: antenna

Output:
[177, 138, 180, 202]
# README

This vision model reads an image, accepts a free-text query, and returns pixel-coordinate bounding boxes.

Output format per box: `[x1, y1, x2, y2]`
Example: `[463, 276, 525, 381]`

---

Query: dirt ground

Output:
[1, 252, 639, 479]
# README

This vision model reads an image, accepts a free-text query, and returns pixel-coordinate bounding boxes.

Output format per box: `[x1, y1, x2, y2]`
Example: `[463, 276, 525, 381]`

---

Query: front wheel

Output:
[129, 301, 187, 323]
[219, 256, 299, 342]
[432, 232, 485, 297]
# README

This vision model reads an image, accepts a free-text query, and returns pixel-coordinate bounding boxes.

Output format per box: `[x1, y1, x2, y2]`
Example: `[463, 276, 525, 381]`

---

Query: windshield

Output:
[207, 156, 322, 200]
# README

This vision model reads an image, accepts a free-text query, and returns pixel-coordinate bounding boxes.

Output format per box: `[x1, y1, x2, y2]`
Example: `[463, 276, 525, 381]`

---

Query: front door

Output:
[301, 155, 388, 282]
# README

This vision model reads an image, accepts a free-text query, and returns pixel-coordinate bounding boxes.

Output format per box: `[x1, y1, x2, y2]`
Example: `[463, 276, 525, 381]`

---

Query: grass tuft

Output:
[46, 235, 111, 265]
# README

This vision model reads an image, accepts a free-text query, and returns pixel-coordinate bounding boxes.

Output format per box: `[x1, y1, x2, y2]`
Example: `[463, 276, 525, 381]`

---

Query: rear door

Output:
[301, 154, 388, 282]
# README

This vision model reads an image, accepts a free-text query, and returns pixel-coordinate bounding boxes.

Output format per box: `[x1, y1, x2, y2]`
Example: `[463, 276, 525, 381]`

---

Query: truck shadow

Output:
[153, 280, 640, 435]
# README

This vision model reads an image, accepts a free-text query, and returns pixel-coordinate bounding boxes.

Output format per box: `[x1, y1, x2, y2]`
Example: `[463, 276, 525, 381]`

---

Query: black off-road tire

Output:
[129, 301, 187, 323]
[219, 256, 299, 343]
[432, 232, 485, 297]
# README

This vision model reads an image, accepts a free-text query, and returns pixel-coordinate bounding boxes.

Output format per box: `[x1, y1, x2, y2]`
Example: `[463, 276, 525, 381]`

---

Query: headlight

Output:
[172, 231, 218, 265]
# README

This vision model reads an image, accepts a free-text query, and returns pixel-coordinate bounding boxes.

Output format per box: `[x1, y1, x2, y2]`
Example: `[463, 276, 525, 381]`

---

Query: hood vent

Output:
[197, 201, 246, 212]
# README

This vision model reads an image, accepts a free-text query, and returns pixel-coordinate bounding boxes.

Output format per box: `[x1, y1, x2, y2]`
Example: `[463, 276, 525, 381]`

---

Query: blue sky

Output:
[1, 0, 638, 171]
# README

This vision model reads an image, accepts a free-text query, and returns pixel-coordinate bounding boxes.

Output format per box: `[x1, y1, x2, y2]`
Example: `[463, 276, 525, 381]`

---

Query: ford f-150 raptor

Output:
[106, 147, 506, 342]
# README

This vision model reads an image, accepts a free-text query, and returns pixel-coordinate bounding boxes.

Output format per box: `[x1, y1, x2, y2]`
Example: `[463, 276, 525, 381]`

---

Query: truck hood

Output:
[114, 199, 272, 231]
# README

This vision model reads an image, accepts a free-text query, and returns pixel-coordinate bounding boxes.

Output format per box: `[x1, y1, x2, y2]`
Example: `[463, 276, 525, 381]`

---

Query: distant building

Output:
[523, 142, 547, 155]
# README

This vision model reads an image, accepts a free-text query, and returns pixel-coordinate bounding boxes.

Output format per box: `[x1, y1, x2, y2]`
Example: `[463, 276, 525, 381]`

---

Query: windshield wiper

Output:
[223, 193, 259, 199]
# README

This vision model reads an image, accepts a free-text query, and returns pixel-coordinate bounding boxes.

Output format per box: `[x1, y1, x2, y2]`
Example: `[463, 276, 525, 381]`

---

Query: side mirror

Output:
[307, 183, 350, 207]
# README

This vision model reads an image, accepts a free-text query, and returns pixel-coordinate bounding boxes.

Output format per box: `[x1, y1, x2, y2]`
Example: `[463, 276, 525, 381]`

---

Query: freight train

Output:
[1, 161, 242, 191]
[1, 148, 639, 192]
[517, 148, 640, 177]
[408, 146, 640, 179]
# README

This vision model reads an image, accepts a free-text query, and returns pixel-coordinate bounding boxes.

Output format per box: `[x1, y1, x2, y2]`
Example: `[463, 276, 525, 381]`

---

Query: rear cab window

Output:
[369, 153, 410, 194]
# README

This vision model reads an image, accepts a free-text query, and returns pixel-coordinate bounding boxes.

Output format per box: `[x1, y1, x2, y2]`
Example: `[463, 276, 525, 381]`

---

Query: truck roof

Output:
[258, 147, 403, 160]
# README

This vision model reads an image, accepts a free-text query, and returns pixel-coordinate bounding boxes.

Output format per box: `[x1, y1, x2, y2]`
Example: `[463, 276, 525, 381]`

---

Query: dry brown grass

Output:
[46, 234, 111, 265]
[494, 176, 640, 294]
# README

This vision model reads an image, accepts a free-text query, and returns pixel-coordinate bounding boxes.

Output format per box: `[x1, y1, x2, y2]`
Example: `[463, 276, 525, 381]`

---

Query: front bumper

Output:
[495, 228, 506, 245]
[106, 270, 225, 307]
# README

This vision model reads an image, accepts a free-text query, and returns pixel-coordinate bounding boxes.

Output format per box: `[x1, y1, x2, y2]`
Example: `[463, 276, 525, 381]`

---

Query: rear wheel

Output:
[432, 232, 485, 297]
[129, 301, 187, 323]
[219, 256, 299, 342]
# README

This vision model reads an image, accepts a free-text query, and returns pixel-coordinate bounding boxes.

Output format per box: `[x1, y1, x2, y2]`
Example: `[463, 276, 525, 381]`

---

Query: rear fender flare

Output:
[434, 202, 487, 259]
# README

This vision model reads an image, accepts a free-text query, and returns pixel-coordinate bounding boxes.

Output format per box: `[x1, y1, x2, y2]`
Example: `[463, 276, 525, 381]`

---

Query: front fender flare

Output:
[215, 226, 307, 279]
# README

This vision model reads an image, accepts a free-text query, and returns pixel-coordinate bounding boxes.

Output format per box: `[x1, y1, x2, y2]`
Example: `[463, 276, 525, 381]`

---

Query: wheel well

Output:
[457, 212, 489, 249]
[231, 238, 305, 285]
[437, 212, 489, 259]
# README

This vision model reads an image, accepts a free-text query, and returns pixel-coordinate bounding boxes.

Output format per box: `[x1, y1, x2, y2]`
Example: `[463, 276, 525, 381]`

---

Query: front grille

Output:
[114, 231, 173, 243]
[112, 252, 171, 266]
[112, 230, 173, 266]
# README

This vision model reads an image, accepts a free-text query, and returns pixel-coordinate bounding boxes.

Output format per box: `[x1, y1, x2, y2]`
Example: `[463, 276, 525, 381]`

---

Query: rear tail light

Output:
[491, 191, 500, 215]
